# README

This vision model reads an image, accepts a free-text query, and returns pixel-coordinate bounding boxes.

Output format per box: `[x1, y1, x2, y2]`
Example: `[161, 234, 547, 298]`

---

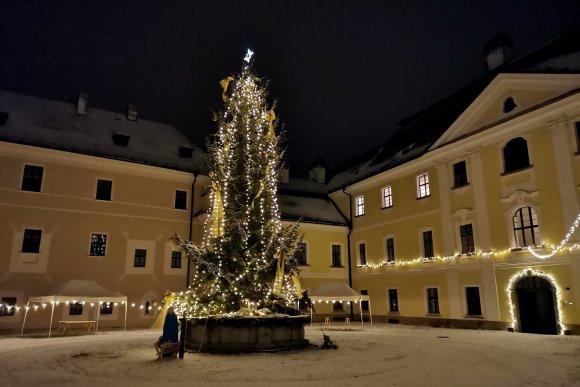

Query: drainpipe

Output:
[341, 187, 354, 321]
[186, 172, 198, 288]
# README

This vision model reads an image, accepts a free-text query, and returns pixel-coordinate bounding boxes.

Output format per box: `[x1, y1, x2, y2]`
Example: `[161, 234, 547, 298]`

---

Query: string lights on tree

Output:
[172, 49, 301, 316]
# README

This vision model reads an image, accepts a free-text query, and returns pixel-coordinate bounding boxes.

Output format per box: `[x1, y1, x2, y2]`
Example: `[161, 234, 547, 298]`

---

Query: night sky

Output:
[2, 1, 579, 176]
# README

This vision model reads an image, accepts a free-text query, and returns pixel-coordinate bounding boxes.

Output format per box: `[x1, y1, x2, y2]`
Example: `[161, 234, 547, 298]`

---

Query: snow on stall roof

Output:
[0, 90, 205, 173]
[278, 193, 347, 226]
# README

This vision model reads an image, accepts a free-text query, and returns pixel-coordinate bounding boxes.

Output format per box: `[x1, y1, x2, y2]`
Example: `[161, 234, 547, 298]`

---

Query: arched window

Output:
[503, 97, 517, 113]
[513, 207, 540, 247]
[503, 137, 530, 173]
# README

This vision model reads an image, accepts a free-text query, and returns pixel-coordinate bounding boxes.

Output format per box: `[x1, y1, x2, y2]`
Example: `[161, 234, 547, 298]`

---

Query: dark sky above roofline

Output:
[1, 1, 579, 176]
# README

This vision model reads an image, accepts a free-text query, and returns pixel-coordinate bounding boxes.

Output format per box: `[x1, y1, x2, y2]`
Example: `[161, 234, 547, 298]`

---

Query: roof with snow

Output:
[279, 193, 348, 226]
[0, 90, 206, 173]
[327, 27, 580, 191]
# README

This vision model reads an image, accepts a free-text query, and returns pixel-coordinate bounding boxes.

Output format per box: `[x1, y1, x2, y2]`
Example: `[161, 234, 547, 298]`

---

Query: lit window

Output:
[427, 288, 439, 314]
[22, 229, 42, 253]
[355, 195, 365, 216]
[21, 165, 43, 192]
[134, 249, 147, 268]
[90, 234, 107, 256]
[171, 251, 182, 268]
[513, 207, 540, 247]
[459, 224, 475, 254]
[331, 244, 342, 267]
[295, 242, 307, 265]
[417, 173, 430, 198]
[96, 179, 112, 201]
[382, 186, 393, 208]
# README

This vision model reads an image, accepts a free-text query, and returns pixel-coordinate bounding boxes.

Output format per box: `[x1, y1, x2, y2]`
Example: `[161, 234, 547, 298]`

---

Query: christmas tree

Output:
[172, 50, 301, 316]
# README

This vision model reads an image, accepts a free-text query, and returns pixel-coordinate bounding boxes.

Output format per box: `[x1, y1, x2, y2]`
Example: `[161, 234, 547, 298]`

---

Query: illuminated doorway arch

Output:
[507, 269, 564, 335]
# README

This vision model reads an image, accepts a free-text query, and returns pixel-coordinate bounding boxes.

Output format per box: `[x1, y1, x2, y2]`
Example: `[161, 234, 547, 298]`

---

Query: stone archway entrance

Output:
[516, 276, 557, 335]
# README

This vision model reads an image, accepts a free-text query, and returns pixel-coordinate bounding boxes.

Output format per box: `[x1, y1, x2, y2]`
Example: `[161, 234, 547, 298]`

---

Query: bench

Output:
[58, 320, 97, 335]
[154, 341, 180, 360]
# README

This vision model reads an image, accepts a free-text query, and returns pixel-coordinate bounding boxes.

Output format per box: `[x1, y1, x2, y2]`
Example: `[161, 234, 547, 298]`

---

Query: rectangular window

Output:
[90, 234, 107, 256]
[459, 224, 475, 254]
[361, 289, 369, 311]
[427, 288, 440, 314]
[69, 302, 83, 316]
[359, 243, 367, 265]
[382, 186, 393, 208]
[388, 289, 399, 312]
[355, 195, 365, 216]
[332, 301, 344, 311]
[134, 249, 147, 268]
[453, 161, 468, 187]
[21, 165, 43, 192]
[296, 242, 308, 265]
[175, 190, 187, 210]
[22, 229, 42, 253]
[331, 244, 342, 267]
[422, 231, 434, 258]
[171, 251, 182, 268]
[100, 302, 113, 315]
[96, 179, 112, 201]
[0, 297, 17, 317]
[465, 287, 482, 316]
[417, 173, 430, 198]
[386, 238, 395, 263]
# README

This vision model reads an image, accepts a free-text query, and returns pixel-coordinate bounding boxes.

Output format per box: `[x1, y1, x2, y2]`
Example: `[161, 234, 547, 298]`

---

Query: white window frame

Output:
[416, 173, 430, 198]
[381, 186, 393, 208]
[458, 223, 476, 254]
[355, 195, 365, 216]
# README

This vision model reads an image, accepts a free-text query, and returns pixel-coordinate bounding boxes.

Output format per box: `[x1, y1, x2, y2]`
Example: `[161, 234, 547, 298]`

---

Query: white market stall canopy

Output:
[309, 283, 372, 326]
[21, 280, 128, 337]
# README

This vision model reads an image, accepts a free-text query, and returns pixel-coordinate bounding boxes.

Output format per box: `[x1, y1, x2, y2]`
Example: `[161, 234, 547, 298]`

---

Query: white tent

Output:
[308, 283, 373, 327]
[20, 280, 128, 337]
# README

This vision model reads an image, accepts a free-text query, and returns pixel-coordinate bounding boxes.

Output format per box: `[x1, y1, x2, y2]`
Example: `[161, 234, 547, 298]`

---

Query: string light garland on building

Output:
[506, 268, 566, 334]
[357, 212, 580, 269]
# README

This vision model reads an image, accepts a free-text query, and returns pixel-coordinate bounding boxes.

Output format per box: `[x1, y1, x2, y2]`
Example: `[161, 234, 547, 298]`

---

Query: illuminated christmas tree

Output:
[172, 50, 301, 316]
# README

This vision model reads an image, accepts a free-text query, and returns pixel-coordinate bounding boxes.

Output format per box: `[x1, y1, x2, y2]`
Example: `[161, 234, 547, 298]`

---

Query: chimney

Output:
[76, 93, 89, 115]
[127, 104, 138, 121]
[280, 165, 290, 184]
[308, 159, 325, 184]
[484, 33, 513, 71]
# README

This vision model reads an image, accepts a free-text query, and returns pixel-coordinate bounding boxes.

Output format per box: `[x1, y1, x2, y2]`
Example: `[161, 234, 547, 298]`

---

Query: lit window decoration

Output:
[528, 213, 580, 259]
[506, 268, 566, 334]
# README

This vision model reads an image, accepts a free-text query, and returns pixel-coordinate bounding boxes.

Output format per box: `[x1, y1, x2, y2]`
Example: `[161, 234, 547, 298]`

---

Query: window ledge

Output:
[298, 263, 311, 267]
[501, 165, 533, 176]
[426, 313, 442, 318]
[330, 265, 344, 269]
[452, 183, 470, 190]
[381, 205, 394, 211]
[387, 311, 400, 316]
[465, 315, 484, 319]
[416, 194, 431, 201]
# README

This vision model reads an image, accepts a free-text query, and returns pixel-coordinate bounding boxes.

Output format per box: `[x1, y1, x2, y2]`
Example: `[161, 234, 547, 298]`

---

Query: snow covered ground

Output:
[0, 324, 579, 387]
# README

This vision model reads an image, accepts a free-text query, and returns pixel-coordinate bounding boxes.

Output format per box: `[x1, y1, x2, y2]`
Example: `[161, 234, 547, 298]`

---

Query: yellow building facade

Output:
[326, 73, 580, 334]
